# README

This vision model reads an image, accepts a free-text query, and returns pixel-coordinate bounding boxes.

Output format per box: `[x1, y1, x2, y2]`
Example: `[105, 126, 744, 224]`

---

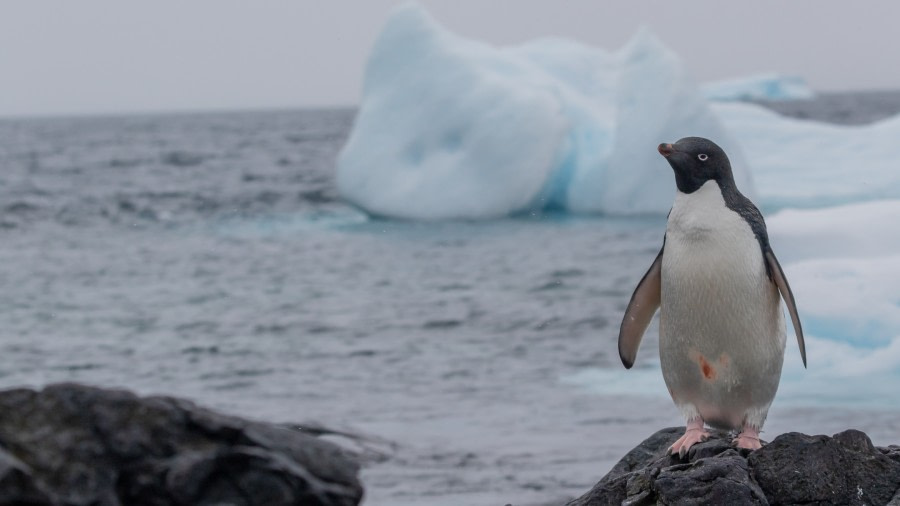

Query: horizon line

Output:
[3, 86, 900, 122]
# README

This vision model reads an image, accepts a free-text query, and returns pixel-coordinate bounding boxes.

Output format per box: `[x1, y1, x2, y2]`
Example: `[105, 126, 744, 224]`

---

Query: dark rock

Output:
[750, 430, 900, 505]
[567, 427, 681, 506]
[882, 445, 900, 466]
[655, 456, 767, 505]
[0, 448, 54, 505]
[570, 427, 900, 506]
[0, 383, 363, 506]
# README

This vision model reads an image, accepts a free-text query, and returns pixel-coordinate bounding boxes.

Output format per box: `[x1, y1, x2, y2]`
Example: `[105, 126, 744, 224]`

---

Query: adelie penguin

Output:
[618, 137, 806, 457]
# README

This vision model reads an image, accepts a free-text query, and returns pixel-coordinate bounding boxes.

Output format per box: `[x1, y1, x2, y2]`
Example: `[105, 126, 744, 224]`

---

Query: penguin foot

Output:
[668, 418, 709, 459]
[733, 426, 762, 450]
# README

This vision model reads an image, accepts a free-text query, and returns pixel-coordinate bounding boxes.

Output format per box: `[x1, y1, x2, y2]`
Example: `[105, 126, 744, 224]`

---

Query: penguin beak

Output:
[658, 143, 676, 158]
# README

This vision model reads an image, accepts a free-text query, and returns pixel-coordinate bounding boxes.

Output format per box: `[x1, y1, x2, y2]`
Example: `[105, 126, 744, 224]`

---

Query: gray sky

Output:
[2, 1, 898, 118]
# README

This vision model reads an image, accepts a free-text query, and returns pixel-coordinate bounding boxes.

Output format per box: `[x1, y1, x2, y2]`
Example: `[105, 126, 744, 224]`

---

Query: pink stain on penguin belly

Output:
[691, 352, 730, 382]
[699, 355, 716, 380]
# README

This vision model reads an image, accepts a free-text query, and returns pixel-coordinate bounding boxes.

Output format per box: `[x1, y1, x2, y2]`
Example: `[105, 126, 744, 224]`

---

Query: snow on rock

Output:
[337, 4, 752, 220]
[703, 74, 815, 102]
[714, 102, 900, 210]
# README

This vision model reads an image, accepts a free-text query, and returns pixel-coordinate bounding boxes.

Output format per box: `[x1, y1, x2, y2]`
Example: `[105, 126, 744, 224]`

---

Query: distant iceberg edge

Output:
[702, 74, 816, 102]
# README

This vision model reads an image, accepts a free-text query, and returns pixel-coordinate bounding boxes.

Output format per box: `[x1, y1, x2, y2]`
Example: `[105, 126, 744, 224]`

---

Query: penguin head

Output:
[658, 137, 734, 193]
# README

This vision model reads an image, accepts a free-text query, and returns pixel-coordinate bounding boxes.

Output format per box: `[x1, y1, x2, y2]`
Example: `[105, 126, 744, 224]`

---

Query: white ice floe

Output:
[768, 200, 900, 348]
[714, 102, 900, 210]
[785, 255, 900, 348]
[768, 200, 900, 262]
[760, 200, 900, 401]
[702, 74, 815, 102]
[337, 4, 751, 220]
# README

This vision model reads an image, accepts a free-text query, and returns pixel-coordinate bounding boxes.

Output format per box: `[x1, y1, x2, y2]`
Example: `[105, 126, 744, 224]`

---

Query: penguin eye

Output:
[698, 153, 709, 161]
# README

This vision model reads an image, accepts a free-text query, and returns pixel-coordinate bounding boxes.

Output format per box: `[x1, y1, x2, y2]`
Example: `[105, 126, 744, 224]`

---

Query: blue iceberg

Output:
[339, 5, 900, 220]
[337, 4, 752, 220]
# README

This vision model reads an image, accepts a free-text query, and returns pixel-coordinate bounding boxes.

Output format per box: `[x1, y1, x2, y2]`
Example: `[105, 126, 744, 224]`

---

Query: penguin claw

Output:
[668, 426, 710, 459]
[733, 426, 763, 450]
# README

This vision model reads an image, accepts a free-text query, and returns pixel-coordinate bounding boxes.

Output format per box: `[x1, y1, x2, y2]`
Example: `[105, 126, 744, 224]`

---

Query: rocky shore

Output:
[0, 383, 363, 506]
[5, 384, 900, 505]
[568, 426, 900, 505]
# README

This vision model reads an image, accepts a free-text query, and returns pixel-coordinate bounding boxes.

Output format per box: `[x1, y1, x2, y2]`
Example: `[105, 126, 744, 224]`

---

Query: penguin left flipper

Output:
[618, 246, 663, 369]
[765, 248, 807, 368]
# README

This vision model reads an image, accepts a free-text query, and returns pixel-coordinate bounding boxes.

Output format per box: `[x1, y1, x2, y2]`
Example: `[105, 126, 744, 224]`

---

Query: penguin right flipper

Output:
[764, 249, 807, 368]
[618, 246, 663, 369]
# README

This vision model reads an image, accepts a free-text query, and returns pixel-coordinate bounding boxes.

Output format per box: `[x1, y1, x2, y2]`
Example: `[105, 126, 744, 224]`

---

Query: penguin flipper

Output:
[618, 247, 663, 369]
[765, 249, 807, 368]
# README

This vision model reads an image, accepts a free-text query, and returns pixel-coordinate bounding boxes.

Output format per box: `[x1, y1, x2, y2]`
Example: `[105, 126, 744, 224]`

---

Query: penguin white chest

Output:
[664, 181, 764, 285]
[660, 181, 785, 429]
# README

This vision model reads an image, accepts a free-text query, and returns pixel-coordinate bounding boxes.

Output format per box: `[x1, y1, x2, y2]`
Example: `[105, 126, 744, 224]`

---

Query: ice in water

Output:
[702, 73, 815, 102]
[337, 4, 751, 219]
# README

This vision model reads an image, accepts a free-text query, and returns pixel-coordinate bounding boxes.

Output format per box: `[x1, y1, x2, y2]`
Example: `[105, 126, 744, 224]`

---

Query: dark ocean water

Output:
[755, 89, 900, 125]
[1, 92, 899, 506]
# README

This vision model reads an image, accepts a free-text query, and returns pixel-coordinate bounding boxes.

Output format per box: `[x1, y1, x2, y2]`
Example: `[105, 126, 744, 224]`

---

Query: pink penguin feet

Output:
[668, 418, 710, 458]
[733, 425, 762, 450]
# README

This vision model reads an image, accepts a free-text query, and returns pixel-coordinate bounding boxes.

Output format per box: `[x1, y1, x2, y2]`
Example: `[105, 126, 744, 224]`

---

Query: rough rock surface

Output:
[0, 383, 363, 506]
[569, 427, 900, 506]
